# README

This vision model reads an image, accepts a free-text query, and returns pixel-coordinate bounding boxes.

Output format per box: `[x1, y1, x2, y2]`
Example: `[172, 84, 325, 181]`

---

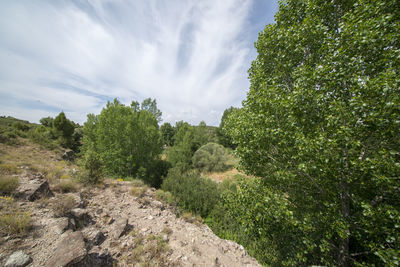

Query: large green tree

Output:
[82, 98, 162, 184]
[226, 0, 399, 266]
[216, 107, 238, 149]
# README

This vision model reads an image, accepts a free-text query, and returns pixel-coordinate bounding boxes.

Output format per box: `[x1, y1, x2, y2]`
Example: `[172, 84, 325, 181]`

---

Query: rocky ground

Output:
[0, 170, 261, 266]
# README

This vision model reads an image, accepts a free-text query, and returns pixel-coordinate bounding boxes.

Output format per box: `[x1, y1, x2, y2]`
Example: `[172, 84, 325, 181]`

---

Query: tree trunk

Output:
[338, 177, 350, 267]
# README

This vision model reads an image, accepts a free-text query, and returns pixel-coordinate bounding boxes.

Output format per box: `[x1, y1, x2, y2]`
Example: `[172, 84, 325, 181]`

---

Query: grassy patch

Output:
[52, 179, 80, 193]
[52, 195, 76, 217]
[181, 211, 203, 225]
[0, 163, 20, 175]
[130, 178, 145, 187]
[130, 186, 148, 198]
[0, 197, 32, 236]
[0, 176, 19, 195]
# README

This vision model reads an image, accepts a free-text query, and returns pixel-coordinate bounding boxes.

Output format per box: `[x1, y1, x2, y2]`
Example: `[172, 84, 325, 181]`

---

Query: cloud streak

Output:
[0, 0, 277, 125]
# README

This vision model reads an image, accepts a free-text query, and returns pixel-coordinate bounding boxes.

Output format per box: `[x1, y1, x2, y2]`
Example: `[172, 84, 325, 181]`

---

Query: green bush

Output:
[0, 130, 18, 145]
[155, 189, 174, 205]
[210, 178, 306, 266]
[28, 125, 57, 149]
[192, 142, 233, 172]
[12, 122, 30, 132]
[161, 168, 220, 218]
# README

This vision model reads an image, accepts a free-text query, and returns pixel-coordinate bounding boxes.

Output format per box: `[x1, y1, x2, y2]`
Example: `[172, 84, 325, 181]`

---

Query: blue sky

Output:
[0, 0, 278, 126]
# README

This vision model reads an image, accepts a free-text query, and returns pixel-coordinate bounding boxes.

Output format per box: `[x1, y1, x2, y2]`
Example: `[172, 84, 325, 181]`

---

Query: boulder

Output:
[111, 218, 129, 239]
[52, 217, 70, 234]
[16, 179, 53, 201]
[45, 231, 87, 267]
[71, 208, 92, 228]
[84, 247, 114, 267]
[5, 251, 32, 267]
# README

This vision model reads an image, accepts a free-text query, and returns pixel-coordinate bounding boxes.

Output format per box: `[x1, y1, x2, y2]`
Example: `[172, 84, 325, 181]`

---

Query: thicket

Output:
[0, 116, 31, 145]
[161, 168, 221, 218]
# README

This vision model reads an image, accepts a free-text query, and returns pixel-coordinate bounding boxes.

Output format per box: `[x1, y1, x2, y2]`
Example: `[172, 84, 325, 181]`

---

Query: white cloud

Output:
[0, 0, 275, 126]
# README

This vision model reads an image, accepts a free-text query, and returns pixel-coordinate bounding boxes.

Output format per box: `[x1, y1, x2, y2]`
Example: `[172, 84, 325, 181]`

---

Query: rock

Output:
[71, 208, 92, 227]
[106, 217, 114, 225]
[162, 234, 169, 242]
[62, 150, 75, 161]
[16, 179, 53, 201]
[45, 231, 87, 267]
[151, 200, 164, 209]
[111, 218, 129, 239]
[84, 250, 114, 267]
[5, 251, 32, 267]
[85, 230, 106, 246]
[52, 217, 70, 234]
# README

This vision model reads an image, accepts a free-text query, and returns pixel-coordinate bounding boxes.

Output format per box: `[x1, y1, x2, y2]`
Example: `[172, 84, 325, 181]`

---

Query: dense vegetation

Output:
[1, 0, 399, 266]
[223, 0, 400, 266]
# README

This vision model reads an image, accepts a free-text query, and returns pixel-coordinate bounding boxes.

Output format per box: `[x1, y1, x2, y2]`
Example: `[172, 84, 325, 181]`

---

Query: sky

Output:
[0, 0, 278, 126]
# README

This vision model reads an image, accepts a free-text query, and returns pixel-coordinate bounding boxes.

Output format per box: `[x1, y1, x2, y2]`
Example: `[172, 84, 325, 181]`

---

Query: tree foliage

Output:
[226, 0, 400, 266]
[53, 112, 75, 148]
[160, 122, 175, 146]
[192, 142, 233, 173]
[216, 107, 238, 149]
[82, 98, 163, 185]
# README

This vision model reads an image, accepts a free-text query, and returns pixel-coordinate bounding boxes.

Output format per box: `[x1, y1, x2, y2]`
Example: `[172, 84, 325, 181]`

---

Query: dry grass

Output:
[0, 163, 20, 175]
[123, 232, 170, 266]
[52, 179, 80, 193]
[0, 196, 32, 236]
[52, 195, 76, 217]
[130, 186, 148, 198]
[0, 176, 19, 195]
[203, 168, 251, 183]
[181, 211, 203, 225]
[0, 140, 79, 186]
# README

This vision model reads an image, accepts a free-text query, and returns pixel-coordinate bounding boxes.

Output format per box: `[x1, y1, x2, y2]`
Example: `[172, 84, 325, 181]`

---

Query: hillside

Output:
[0, 140, 260, 266]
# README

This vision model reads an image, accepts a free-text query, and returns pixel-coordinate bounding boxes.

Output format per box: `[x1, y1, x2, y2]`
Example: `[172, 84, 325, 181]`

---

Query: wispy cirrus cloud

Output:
[0, 0, 277, 125]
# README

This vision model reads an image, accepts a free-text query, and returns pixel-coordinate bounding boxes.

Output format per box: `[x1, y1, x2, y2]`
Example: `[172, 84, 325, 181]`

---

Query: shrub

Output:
[155, 189, 174, 205]
[161, 168, 221, 218]
[192, 142, 233, 172]
[80, 149, 103, 184]
[12, 122, 30, 132]
[52, 195, 76, 217]
[130, 186, 148, 198]
[28, 125, 57, 149]
[53, 179, 79, 193]
[130, 179, 145, 187]
[0, 176, 19, 195]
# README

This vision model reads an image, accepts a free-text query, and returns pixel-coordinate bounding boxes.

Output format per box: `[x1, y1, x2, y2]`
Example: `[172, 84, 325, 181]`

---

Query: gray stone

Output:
[71, 208, 92, 227]
[53, 217, 70, 234]
[45, 231, 87, 267]
[16, 179, 53, 201]
[111, 218, 128, 239]
[5, 251, 32, 267]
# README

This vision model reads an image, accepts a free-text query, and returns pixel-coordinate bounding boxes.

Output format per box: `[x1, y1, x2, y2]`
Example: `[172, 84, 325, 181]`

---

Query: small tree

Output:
[53, 112, 75, 148]
[81, 148, 103, 184]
